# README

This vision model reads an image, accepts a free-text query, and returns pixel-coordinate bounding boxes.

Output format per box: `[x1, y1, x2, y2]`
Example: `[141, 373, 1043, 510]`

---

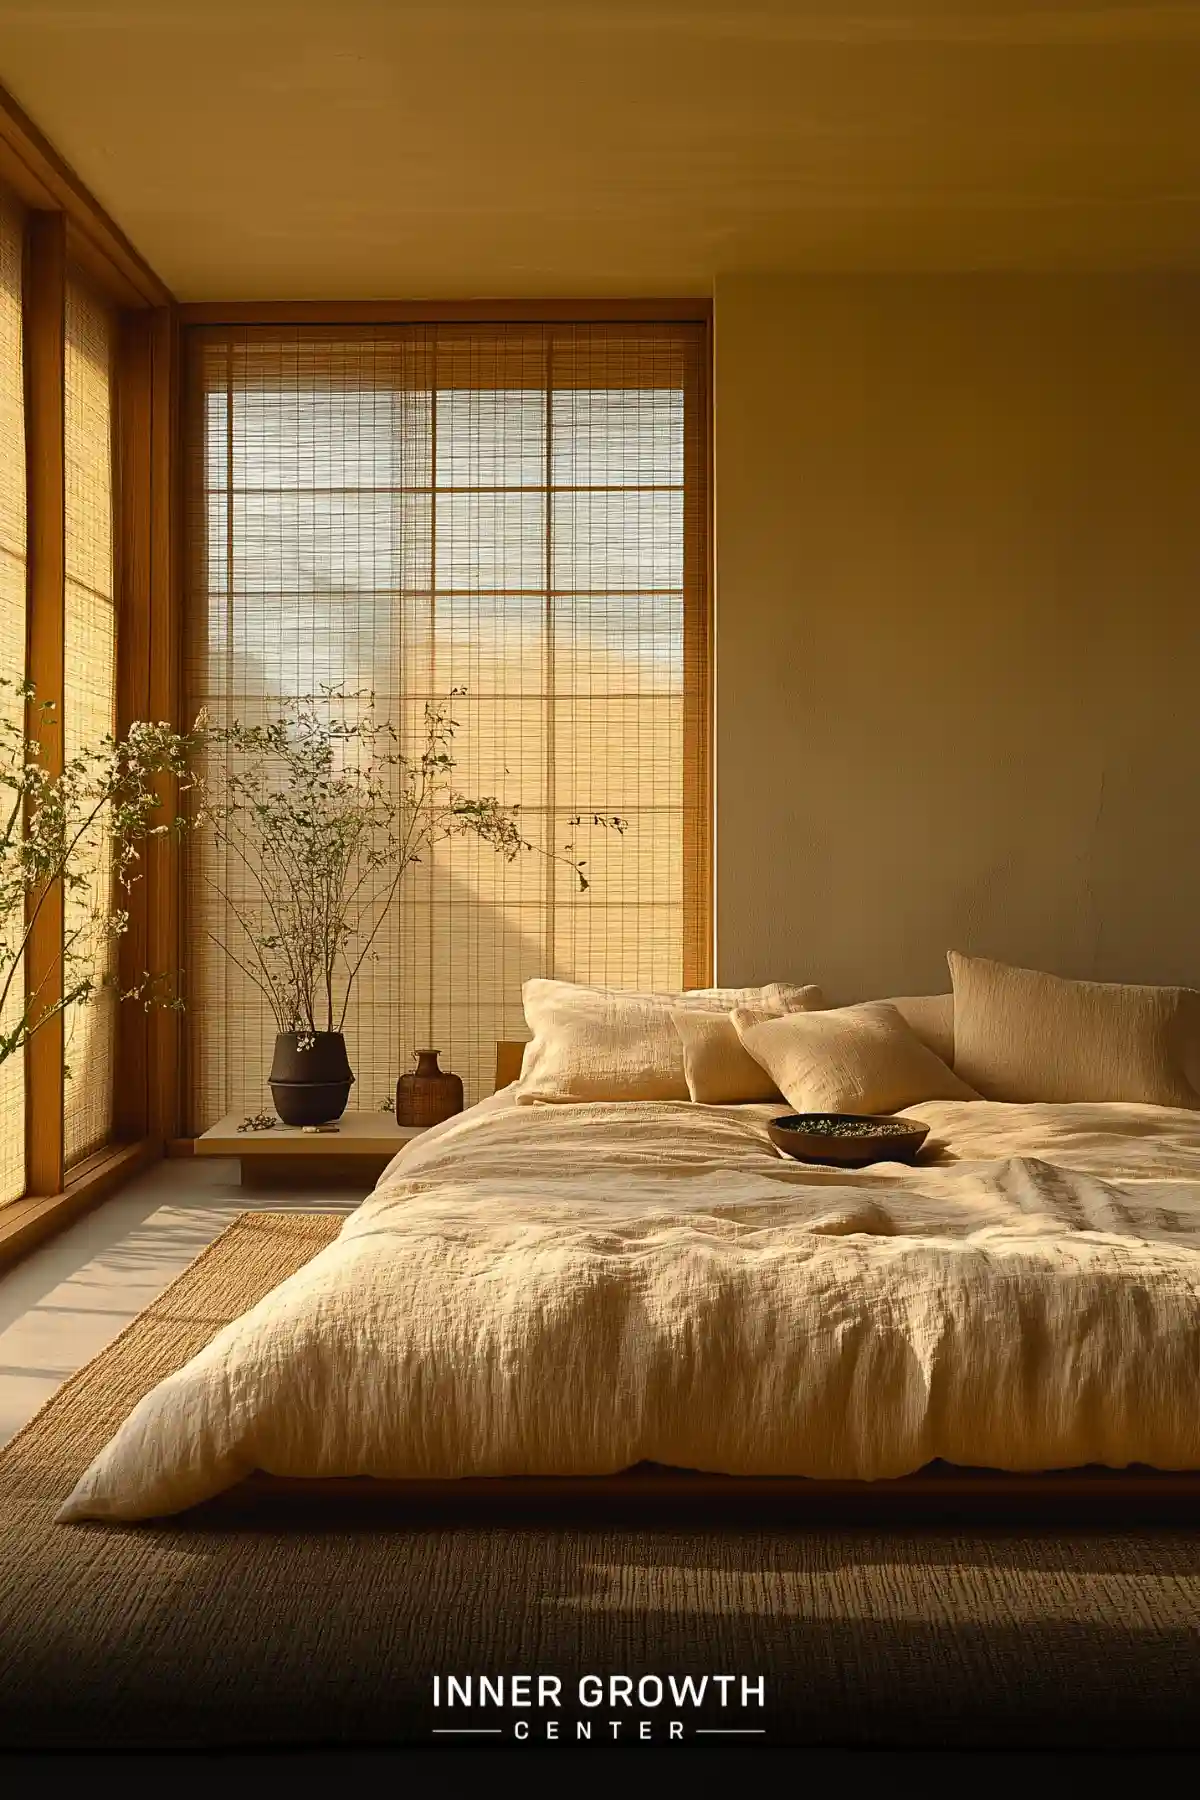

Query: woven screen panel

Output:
[0, 189, 25, 1205]
[185, 322, 709, 1129]
[62, 274, 117, 1170]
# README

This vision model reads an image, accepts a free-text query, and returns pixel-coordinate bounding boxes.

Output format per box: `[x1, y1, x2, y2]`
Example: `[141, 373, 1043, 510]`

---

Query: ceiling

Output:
[2, 1, 1199, 300]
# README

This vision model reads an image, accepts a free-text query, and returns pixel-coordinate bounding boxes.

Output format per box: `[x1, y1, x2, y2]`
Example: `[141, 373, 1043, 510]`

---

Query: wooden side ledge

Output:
[0, 1139, 160, 1270]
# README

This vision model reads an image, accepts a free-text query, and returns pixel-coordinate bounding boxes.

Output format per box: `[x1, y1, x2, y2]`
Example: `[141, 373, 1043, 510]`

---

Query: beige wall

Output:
[713, 273, 1200, 1002]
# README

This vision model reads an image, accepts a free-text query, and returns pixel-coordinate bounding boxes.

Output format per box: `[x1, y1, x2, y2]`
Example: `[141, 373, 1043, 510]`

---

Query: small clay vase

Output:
[395, 1049, 464, 1128]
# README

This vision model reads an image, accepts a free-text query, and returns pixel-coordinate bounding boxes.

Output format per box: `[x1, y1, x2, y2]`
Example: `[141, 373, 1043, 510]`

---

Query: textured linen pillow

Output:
[949, 951, 1200, 1107]
[517, 978, 824, 1103]
[670, 1008, 792, 1104]
[733, 1000, 978, 1115]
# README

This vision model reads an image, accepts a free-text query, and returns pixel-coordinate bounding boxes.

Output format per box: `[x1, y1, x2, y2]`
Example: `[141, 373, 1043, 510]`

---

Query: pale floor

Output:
[0, 1158, 362, 1447]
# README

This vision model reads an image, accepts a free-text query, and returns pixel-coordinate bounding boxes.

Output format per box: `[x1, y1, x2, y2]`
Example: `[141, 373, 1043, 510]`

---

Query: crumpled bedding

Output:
[58, 1089, 1200, 1520]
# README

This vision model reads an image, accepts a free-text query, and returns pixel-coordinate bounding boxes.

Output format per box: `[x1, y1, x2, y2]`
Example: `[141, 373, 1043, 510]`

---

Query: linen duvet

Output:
[59, 1089, 1200, 1521]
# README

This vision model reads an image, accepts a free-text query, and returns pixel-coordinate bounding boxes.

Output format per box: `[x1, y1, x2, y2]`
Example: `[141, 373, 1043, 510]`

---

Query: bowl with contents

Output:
[767, 1112, 930, 1167]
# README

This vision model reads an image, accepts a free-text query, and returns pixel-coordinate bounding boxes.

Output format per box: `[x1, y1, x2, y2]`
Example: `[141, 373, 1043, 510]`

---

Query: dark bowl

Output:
[767, 1112, 930, 1167]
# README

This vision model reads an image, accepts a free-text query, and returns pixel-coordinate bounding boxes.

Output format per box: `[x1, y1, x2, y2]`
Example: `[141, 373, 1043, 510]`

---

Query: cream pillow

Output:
[881, 993, 954, 1067]
[733, 1000, 978, 1115]
[949, 951, 1200, 1107]
[670, 1008, 789, 1104]
[517, 978, 824, 1103]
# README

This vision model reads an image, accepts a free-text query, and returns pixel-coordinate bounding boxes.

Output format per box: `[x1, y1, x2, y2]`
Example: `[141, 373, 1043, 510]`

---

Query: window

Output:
[0, 190, 25, 1204]
[186, 321, 710, 1125]
[62, 275, 117, 1168]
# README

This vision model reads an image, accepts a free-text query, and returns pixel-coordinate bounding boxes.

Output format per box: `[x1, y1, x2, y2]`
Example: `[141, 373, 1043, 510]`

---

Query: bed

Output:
[58, 1046, 1200, 1523]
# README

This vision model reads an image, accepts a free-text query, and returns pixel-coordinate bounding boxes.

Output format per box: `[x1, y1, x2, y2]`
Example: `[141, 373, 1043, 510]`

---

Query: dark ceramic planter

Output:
[268, 1031, 355, 1126]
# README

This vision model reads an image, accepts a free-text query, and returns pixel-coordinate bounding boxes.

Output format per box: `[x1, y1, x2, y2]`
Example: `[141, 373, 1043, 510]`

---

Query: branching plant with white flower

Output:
[196, 687, 625, 1047]
[0, 678, 204, 1069]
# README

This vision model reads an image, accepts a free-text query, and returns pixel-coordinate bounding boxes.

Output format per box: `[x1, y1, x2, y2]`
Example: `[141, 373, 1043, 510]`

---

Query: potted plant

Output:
[0, 677, 202, 1077]
[194, 688, 622, 1126]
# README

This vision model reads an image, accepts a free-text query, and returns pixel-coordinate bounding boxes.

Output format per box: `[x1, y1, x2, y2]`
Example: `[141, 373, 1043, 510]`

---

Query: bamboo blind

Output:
[61, 273, 117, 1169]
[185, 323, 710, 1127]
[0, 190, 25, 1205]
[183, 316, 708, 1116]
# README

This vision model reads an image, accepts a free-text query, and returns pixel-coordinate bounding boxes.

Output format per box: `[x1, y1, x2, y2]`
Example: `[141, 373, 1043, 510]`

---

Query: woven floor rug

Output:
[2, 1208, 1200, 1752]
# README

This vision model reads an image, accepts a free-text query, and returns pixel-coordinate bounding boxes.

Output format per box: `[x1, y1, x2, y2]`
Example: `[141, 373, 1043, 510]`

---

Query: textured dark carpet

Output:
[2, 1209, 1200, 1752]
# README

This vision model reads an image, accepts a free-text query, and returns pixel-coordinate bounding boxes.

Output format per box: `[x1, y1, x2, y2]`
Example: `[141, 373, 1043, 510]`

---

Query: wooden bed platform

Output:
[216, 1462, 1200, 1523]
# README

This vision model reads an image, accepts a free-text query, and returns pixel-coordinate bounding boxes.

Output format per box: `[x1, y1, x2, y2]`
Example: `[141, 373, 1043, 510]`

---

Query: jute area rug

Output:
[2, 1209, 1200, 1751]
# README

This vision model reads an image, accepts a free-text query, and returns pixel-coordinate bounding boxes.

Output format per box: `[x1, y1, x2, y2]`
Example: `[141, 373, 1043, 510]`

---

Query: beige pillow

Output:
[949, 951, 1200, 1107]
[733, 1001, 978, 1115]
[881, 993, 954, 1067]
[670, 1008, 790, 1104]
[517, 978, 824, 1103]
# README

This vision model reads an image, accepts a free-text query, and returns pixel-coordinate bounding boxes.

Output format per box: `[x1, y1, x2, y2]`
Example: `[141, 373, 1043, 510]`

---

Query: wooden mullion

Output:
[22, 210, 66, 1196]
[146, 304, 183, 1142]
[681, 320, 713, 987]
[113, 311, 153, 1139]
[112, 304, 184, 1146]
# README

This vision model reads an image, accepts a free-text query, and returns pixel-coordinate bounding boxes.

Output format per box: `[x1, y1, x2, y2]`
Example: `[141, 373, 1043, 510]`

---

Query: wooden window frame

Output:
[176, 300, 709, 327]
[179, 306, 714, 1127]
[0, 81, 179, 1269]
[180, 304, 714, 1133]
